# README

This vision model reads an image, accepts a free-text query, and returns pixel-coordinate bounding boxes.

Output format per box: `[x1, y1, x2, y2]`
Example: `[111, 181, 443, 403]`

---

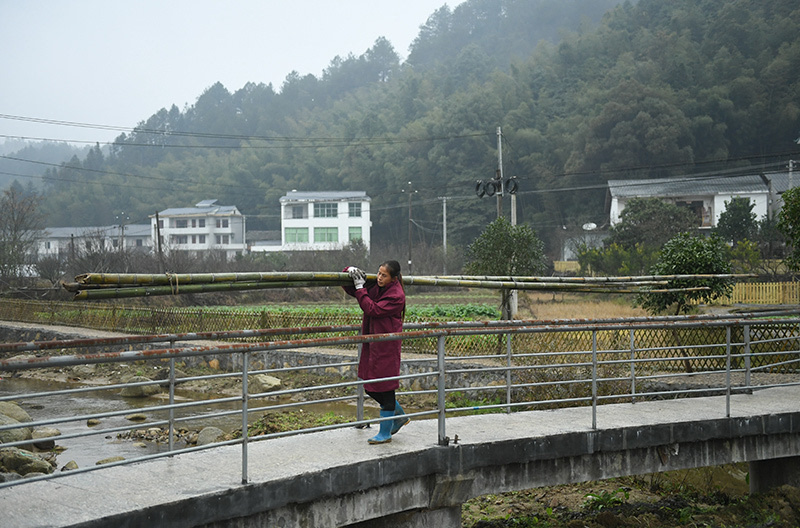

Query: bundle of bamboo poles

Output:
[61, 271, 751, 301]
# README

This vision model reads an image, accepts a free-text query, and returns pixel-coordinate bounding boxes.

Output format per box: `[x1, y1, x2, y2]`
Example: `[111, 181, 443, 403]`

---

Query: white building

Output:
[37, 224, 152, 258]
[606, 174, 782, 229]
[151, 199, 246, 259]
[258, 191, 371, 252]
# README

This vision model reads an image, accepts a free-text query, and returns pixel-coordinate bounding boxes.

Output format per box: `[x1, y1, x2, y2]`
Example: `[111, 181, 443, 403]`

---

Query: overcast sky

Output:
[1, 1, 464, 145]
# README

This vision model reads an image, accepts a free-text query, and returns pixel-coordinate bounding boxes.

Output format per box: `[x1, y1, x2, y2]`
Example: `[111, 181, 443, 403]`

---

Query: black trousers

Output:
[365, 390, 396, 411]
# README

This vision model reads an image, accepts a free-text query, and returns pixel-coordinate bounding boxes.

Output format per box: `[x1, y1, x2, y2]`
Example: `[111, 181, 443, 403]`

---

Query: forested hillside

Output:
[30, 0, 800, 258]
[0, 140, 87, 190]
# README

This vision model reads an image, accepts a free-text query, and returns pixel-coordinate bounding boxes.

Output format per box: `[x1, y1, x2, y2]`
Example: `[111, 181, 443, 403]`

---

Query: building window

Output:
[191, 235, 197, 244]
[198, 235, 206, 244]
[136, 239, 143, 247]
[285, 227, 309, 243]
[158, 220, 164, 229]
[292, 205, 306, 219]
[349, 202, 362, 217]
[216, 218, 230, 229]
[191, 219, 196, 228]
[171, 235, 188, 244]
[199, 219, 205, 228]
[174, 219, 188, 228]
[314, 227, 338, 243]
[348, 227, 362, 241]
[314, 203, 338, 218]
[45, 241, 51, 249]
[215, 235, 230, 245]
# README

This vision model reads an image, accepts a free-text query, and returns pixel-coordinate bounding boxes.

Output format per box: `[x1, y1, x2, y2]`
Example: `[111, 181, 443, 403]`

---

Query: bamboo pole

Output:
[420, 273, 754, 283]
[64, 271, 720, 301]
[71, 271, 346, 286]
[68, 271, 750, 287]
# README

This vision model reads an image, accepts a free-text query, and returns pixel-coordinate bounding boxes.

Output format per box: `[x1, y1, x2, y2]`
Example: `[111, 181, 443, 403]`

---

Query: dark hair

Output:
[380, 260, 405, 321]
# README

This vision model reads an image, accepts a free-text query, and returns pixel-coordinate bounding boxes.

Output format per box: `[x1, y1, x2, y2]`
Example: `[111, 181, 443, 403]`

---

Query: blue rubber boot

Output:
[391, 401, 410, 435]
[368, 410, 394, 444]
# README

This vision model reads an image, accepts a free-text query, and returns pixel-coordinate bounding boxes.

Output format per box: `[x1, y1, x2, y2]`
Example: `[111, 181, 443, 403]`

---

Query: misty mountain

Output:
[25, 0, 800, 260]
[0, 140, 88, 190]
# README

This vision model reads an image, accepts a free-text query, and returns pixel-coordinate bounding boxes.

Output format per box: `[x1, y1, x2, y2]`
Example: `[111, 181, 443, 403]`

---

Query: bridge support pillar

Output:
[749, 456, 800, 494]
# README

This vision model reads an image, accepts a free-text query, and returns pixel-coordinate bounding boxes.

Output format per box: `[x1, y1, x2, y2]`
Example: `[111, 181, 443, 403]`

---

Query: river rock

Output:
[0, 471, 23, 482]
[71, 364, 96, 376]
[32, 427, 61, 450]
[125, 413, 148, 422]
[153, 367, 188, 382]
[0, 414, 32, 445]
[249, 374, 281, 394]
[96, 456, 125, 465]
[87, 418, 101, 427]
[0, 447, 54, 475]
[0, 401, 32, 423]
[196, 426, 225, 446]
[119, 376, 161, 397]
[61, 460, 79, 471]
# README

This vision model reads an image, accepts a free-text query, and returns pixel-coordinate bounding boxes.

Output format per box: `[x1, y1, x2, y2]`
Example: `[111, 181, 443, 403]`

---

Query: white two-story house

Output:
[151, 199, 246, 259]
[276, 191, 371, 251]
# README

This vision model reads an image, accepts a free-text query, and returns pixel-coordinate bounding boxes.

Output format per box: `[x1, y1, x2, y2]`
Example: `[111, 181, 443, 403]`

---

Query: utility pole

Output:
[438, 196, 448, 275]
[403, 182, 417, 274]
[474, 127, 520, 316]
[155, 212, 165, 272]
[496, 127, 504, 219]
[115, 211, 129, 252]
[497, 126, 517, 318]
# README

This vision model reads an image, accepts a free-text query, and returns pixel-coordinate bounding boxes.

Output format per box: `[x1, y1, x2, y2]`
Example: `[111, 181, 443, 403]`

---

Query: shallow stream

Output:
[0, 376, 357, 470]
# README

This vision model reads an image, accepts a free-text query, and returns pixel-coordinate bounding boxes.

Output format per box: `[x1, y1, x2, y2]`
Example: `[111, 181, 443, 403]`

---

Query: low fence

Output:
[1, 310, 799, 489]
[712, 281, 800, 305]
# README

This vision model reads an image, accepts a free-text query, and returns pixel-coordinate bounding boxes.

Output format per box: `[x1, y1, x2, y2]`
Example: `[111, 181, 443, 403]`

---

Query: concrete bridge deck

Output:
[3, 384, 800, 528]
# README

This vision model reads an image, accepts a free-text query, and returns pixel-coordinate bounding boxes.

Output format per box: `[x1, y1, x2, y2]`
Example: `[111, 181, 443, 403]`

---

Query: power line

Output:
[0, 114, 489, 148]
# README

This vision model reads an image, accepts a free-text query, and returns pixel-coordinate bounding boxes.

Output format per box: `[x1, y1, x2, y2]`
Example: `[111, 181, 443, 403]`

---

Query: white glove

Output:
[349, 267, 366, 289]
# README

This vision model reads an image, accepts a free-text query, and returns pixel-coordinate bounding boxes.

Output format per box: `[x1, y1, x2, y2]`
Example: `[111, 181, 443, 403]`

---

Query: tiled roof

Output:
[762, 171, 793, 193]
[280, 191, 369, 202]
[608, 174, 767, 198]
[156, 204, 240, 216]
[41, 224, 151, 239]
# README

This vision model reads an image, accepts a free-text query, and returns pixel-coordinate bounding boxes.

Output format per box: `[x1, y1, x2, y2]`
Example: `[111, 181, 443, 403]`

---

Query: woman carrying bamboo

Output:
[343, 260, 409, 444]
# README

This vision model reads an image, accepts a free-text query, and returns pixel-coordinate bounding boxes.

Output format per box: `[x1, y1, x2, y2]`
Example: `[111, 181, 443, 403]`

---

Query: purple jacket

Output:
[343, 278, 405, 392]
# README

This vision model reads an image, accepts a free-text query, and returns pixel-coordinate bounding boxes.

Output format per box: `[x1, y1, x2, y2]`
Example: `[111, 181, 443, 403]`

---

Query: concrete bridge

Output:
[3, 383, 799, 528]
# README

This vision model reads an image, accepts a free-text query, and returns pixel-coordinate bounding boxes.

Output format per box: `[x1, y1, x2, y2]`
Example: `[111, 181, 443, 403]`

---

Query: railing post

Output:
[505, 332, 512, 413]
[629, 329, 636, 404]
[725, 326, 731, 418]
[241, 351, 249, 484]
[591, 330, 598, 430]
[356, 343, 366, 427]
[168, 350, 175, 452]
[437, 336, 448, 446]
[744, 324, 751, 388]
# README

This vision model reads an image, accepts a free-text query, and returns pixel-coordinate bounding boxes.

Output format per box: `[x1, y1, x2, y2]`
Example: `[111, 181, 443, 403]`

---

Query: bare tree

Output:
[0, 184, 44, 288]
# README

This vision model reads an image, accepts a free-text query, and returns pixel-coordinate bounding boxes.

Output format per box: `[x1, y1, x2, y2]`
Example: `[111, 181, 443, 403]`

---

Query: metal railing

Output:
[1, 310, 799, 488]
